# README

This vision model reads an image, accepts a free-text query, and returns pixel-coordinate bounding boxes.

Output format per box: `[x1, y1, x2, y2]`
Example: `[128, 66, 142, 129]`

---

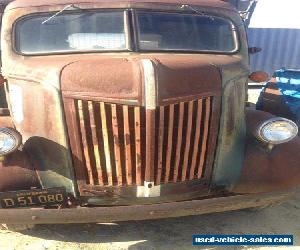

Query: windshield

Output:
[14, 10, 237, 55]
[136, 12, 237, 52]
[15, 11, 127, 54]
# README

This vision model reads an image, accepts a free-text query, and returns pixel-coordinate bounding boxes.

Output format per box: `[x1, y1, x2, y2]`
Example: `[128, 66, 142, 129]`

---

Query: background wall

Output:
[248, 0, 300, 75]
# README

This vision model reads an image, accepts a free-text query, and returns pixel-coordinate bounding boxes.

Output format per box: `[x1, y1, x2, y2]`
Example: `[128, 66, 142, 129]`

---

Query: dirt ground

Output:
[0, 189, 299, 250]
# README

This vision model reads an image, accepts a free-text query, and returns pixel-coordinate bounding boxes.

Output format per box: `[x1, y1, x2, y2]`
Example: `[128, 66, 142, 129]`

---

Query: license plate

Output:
[0, 188, 67, 208]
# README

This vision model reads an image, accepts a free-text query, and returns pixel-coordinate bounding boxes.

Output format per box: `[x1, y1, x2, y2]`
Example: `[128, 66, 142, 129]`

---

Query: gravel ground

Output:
[0, 189, 300, 250]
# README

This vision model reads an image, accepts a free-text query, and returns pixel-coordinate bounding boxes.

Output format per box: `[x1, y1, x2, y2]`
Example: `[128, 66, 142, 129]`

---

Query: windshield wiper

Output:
[42, 4, 82, 24]
[180, 4, 215, 20]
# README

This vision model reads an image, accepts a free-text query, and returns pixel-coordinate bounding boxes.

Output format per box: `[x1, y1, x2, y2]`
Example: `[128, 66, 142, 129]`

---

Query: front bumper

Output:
[0, 190, 292, 224]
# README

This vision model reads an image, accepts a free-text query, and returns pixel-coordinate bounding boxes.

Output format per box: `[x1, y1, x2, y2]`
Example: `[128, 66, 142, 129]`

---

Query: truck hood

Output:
[60, 55, 222, 105]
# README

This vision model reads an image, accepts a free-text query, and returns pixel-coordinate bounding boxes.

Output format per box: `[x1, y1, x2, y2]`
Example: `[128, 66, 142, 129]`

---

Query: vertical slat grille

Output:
[164, 104, 174, 183]
[123, 106, 133, 185]
[100, 102, 113, 186]
[69, 96, 215, 188]
[134, 107, 143, 186]
[156, 107, 165, 185]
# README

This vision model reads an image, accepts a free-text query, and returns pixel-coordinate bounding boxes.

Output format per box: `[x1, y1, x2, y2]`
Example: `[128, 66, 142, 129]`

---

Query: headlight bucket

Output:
[257, 118, 298, 145]
[0, 128, 22, 155]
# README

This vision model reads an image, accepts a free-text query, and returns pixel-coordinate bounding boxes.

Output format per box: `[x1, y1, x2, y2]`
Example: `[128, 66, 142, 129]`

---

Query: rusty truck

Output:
[0, 0, 299, 228]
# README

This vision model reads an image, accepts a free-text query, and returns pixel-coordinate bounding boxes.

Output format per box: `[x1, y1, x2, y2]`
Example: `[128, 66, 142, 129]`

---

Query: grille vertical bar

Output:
[111, 104, 123, 185]
[181, 101, 194, 182]
[156, 107, 165, 185]
[189, 99, 203, 180]
[173, 102, 184, 182]
[197, 97, 212, 178]
[100, 102, 113, 186]
[77, 100, 95, 185]
[164, 104, 174, 183]
[68, 96, 215, 190]
[123, 105, 133, 185]
[134, 107, 142, 186]
[88, 101, 104, 186]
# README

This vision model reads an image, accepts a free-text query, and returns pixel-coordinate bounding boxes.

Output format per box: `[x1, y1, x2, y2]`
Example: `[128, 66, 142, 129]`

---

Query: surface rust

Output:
[3, 0, 296, 216]
[0, 150, 41, 192]
[0, 191, 291, 224]
[234, 109, 300, 194]
[7, 0, 235, 11]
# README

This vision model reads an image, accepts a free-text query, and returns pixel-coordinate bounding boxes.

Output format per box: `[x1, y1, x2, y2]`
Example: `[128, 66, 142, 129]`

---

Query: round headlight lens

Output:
[0, 128, 22, 155]
[258, 118, 298, 144]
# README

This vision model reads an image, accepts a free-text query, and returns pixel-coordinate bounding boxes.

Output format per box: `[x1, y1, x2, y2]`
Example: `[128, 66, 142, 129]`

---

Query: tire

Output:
[1, 224, 35, 231]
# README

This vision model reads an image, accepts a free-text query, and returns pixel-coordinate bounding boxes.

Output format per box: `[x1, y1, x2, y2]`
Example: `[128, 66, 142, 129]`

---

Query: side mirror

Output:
[249, 71, 269, 83]
[249, 47, 262, 54]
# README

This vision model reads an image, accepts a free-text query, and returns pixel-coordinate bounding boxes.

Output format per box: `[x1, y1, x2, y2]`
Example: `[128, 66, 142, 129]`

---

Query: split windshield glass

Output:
[14, 10, 237, 55]
[136, 11, 237, 52]
[15, 10, 127, 54]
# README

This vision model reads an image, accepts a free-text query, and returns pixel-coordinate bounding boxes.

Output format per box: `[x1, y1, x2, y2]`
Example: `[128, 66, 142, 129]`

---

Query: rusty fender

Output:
[0, 116, 40, 191]
[0, 150, 41, 192]
[233, 108, 300, 194]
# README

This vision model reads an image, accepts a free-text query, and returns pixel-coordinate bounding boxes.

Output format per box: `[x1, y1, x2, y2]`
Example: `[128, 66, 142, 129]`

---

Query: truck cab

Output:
[0, 0, 299, 225]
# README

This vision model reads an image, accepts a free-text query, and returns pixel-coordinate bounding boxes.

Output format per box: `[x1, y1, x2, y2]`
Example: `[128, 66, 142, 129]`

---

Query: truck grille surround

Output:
[64, 96, 219, 193]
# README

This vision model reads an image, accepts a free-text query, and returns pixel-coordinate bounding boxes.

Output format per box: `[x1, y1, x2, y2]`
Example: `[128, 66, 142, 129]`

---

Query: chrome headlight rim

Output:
[0, 127, 22, 156]
[257, 117, 298, 145]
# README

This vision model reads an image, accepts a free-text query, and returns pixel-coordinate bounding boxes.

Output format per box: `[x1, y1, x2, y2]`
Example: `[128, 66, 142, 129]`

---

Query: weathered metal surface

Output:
[61, 59, 142, 105]
[134, 107, 142, 186]
[212, 75, 248, 189]
[0, 150, 41, 192]
[181, 101, 193, 182]
[189, 100, 203, 180]
[164, 104, 174, 183]
[0, 0, 300, 223]
[0, 115, 13, 128]
[173, 102, 184, 182]
[0, 108, 10, 116]
[197, 97, 211, 178]
[123, 105, 133, 185]
[64, 95, 219, 200]
[234, 109, 300, 193]
[1, 0, 253, 210]
[3, 81, 76, 194]
[82, 178, 210, 205]
[0, 191, 292, 224]
[7, 0, 234, 11]
[156, 107, 164, 185]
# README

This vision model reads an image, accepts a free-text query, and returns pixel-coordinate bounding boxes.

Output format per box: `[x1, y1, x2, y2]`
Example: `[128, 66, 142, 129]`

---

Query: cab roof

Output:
[5, 0, 235, 11]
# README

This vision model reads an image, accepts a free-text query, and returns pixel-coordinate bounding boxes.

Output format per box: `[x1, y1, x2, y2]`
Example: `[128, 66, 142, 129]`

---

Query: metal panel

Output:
[249, 28, 300, 74]
[64, 96, 218, 195]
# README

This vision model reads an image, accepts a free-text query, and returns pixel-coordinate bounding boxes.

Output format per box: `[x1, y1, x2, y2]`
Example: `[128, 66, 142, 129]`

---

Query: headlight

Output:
[258, 118, 298, 144]
[0, 128, 22, 155]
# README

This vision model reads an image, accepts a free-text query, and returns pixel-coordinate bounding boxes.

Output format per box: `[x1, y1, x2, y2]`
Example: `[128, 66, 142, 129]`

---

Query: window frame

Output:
[12, 8, 240, 56]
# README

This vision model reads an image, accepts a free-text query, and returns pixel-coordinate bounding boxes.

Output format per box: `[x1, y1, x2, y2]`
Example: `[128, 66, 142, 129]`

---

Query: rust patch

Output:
[234, 109, 300, 194]
[124, 134, 131, 145]
[0, 150, 41, 192]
